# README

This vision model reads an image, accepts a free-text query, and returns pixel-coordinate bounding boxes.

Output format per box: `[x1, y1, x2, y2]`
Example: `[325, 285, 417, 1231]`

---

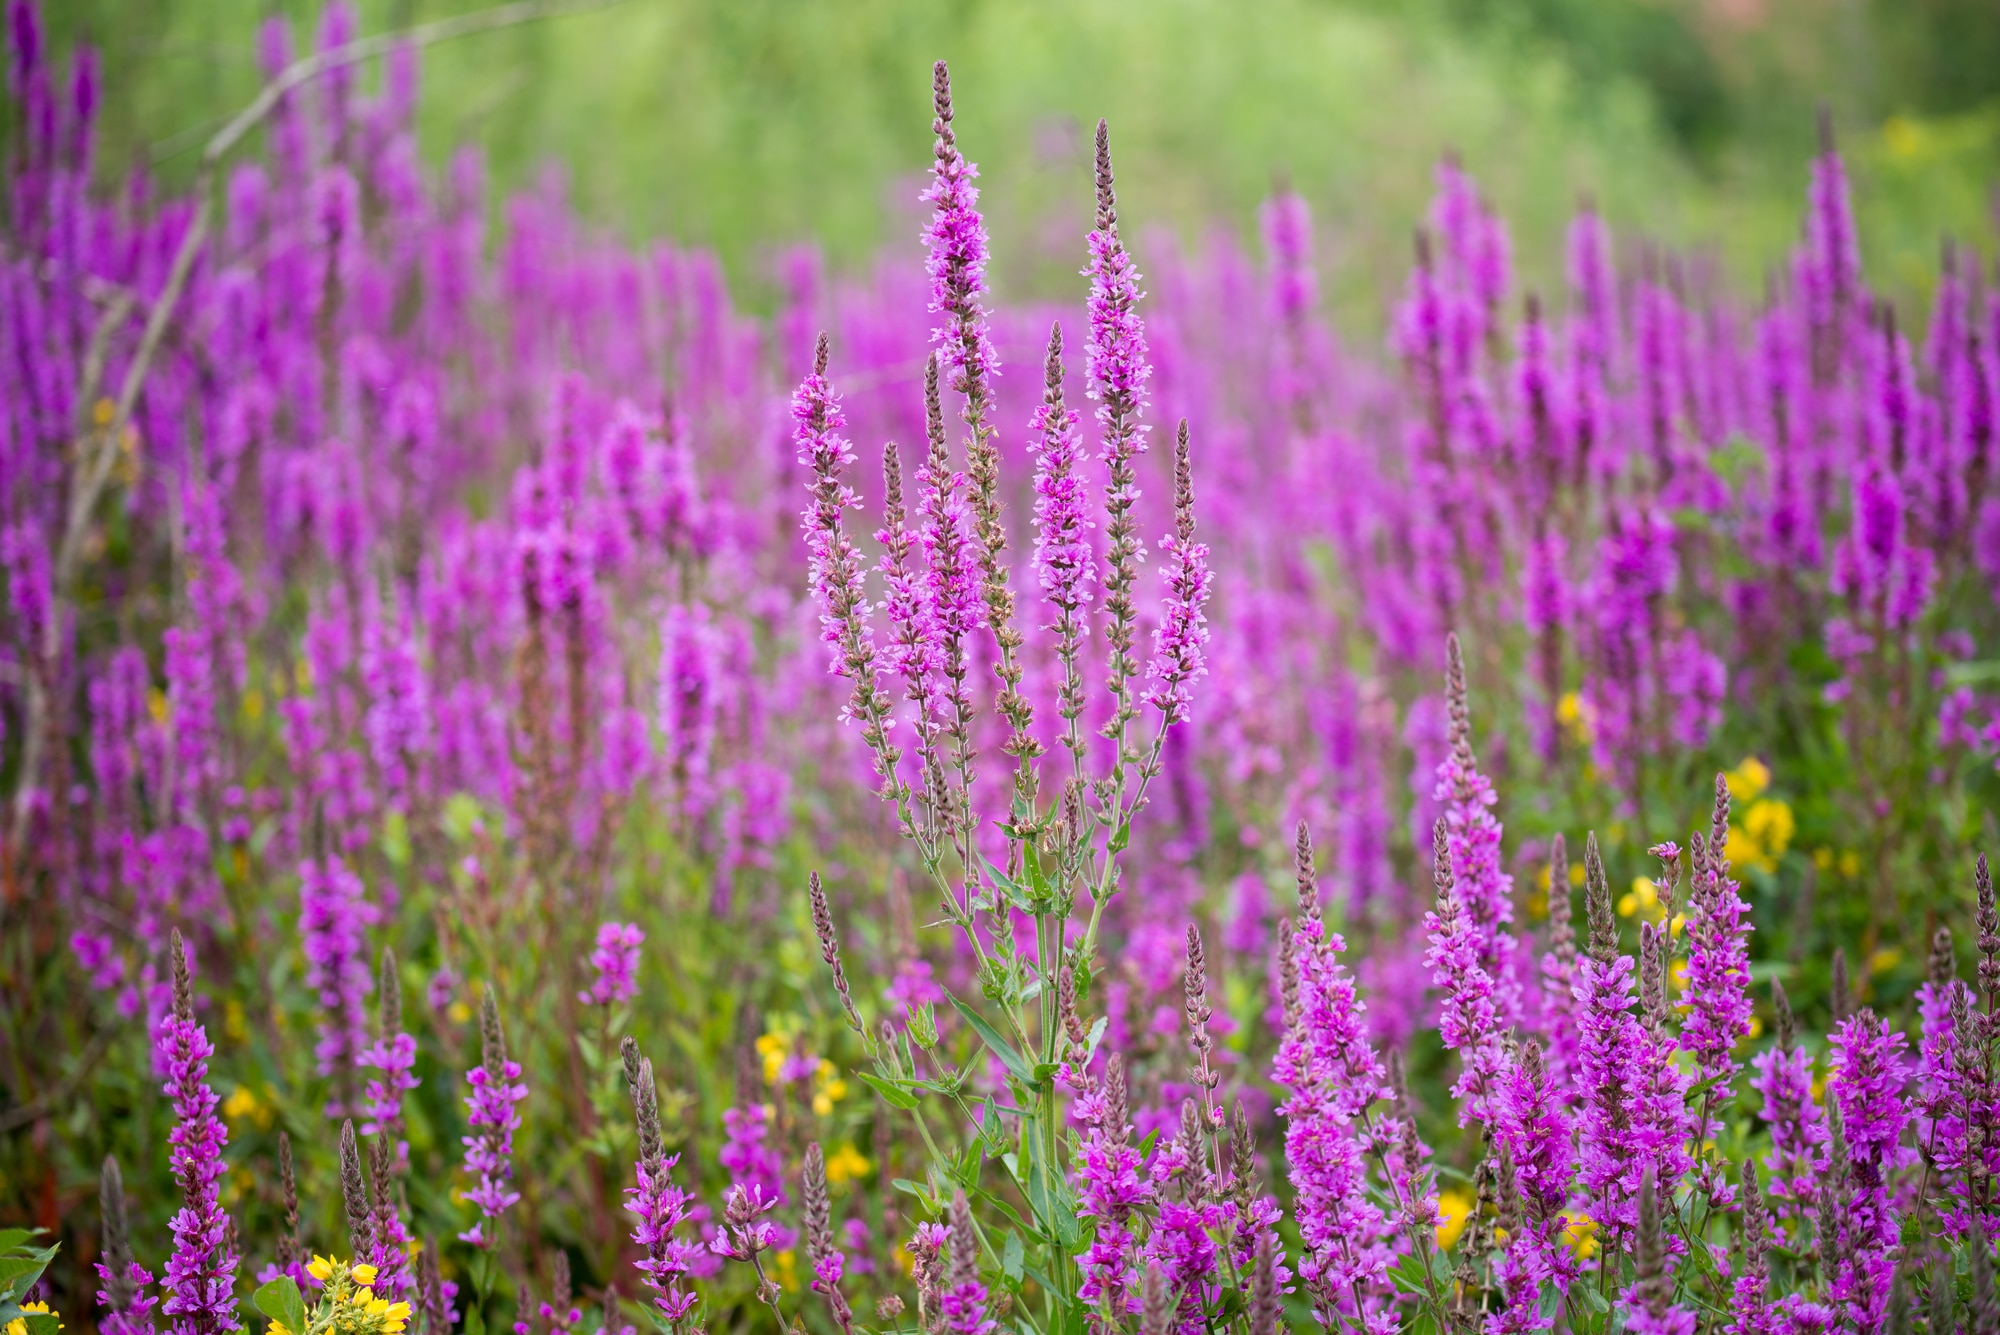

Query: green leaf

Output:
[857, 1071, 920, 1111]
[463, 1304, 487, 1335]
[0, 1231, 39, 1255]
[947, 996, 1033, 1085]
[1001, 1231, 1025, 1286]
[254, 1276, 308, 1335]
[0, 1251, 56, 1304]
[21, 1314, 59, 1335]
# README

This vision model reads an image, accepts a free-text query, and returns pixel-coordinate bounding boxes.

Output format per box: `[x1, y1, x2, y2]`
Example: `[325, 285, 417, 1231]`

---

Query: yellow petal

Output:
[307, 1256, 336, 1283]
[352, 1264, 379, 1286]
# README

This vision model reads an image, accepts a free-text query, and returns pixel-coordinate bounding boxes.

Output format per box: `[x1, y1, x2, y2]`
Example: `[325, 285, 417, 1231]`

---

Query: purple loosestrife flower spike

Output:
[802, 1144, 854, 1335]
[620, 1037, 697, 1330]
[1827, 1007, 1910, 1327]
[360, 949, 419, 1174]
[809, 871, 865, 1034]
[1030, 322, 1098, 778]
[1144, 421, 1213, 726]
[1437, 633, 1521, 1026]
[275, 1134, 303, 1283]
[940, 1192, 997, 1335]
[1424, 816, 1507, 1126]
[1727, 1162, 1774, 1335]
[922, 68, 1030, 773]
[1622, 1171, 1696, 1335]
[1574, 833, 1651, 1249]
[795, 333, 898, 784]
[158, 930, 241, 1335]
[1087, 118, 1153, 773]
[1540, 833, 1582, 1093]
[96, 1154, 159, 1335]
[299, 855, 376, 1118]
[923, 61, 997, 408]
[368, 1132, 412, 1301]
[579, 922, 644, 1006]
[458, 987, 528, 1250]
[917, 351, 984, 850]
[338, 1118, 377, 1268]
[1066, 1052, 1150, 1326]
[1273, 837, 1395, 1333]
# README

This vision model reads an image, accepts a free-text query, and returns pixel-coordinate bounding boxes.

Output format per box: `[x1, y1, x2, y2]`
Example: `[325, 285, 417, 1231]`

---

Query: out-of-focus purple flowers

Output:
[579, 921, 644, 1006]
[458, 989, 528, 1250]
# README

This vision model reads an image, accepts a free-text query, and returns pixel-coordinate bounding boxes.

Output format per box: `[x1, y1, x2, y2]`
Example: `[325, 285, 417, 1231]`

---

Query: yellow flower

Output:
[1561, 1214, 1600, 1260]
[307, 1256, 337, 1284]
[824, 1143, 871, 1185]
[363, 1296, 411, 1334]
[774, 1249, 798, 1292]
[1569, 861, 1585, 887]
[352, 1264, 379, 1286]
[1556, 692, 1595, 744]
[266, 1323, 291, 1335]
[1744, 799, 1794, 859]
[447, 1000, 472, 1025]
[7, 1302, 61, 1335]
[757, 1031, 789, 1086]
[811, 1059, 848, 1115]
[147, 688, 170, 725]
[1838, 850, 1862, 879]
[1435, 1189, 1473, 1250]
[1619, 877, 1661, 921]
[1869, 948, 1902, 978]
[1724, 757, 1771, 803]
[1668, 959, 1688, 995]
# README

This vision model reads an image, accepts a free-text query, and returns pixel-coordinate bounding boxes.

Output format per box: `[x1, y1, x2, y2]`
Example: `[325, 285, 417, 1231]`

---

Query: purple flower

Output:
[1065, 1055, 1150, 1325]
[1143, 421, 1213, 725]
[921, 62, 997, 405]
[578, 921, 644, 1006]
[1679, 782, 1756, 1191]
[1273, 847, 1394, 1332]
[157, 932, 241, 1335]
[1423, 818, 1508, 1127]
[299, 856, 377, 1118]
[1435, 635, 1521, 1030]
[938, 1193, 997, 1335]
[793, 335, 892, 751]
[622, 1038, 699, 1330]
[1573, 837, 1651, 1248]
[1748, 987, 1829, 1242]
[1825, 1009, 1910, 1327]
[358, 951, 420, 1175]
[458, 988, 529, 1249]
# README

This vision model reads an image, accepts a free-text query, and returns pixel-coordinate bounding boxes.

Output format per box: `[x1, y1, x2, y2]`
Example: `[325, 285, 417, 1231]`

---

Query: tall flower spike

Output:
[1185, 923, 1221, 1130]
[802, 1144, 854, 1335]
[923, 60, 997, 407]
[96, 1154, 157, 1335]
[1977, 852, 1998, 1007]
[809, 872, 864, 1033]
[941, 1191, 997, 1335]
[1294, 819, 1322, 923]
[1030, 321, 1097, 778]
[1425, 815, 1506, 1125]
[1623, 1171, 1695, 1334]
[795, 332, 897, 783]
[621, 1037, 697, 1330]
[1087, 117, 1154, 777]
[458, 987, 528, 1250]
[276, 1134, 302, 1280]
[158, 929, 241, 1335]
[1144, 420, 1213, 725]
[339, 1119, 376, 1264]
[360, 948, 419, 1172]
[1584, 832, 1615, 963]
[368, 1131, 412, 1300]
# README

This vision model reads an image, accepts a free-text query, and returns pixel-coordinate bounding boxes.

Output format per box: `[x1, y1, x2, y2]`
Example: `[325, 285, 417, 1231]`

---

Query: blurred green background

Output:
[33, 0, 2000, 329]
